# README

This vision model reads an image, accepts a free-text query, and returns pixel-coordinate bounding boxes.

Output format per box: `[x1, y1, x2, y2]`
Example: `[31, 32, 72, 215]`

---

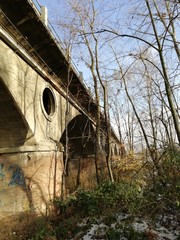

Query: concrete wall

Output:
[0, 40, 80, 151]
[0, 151, 63, 214]
[0, 40, 80, 214]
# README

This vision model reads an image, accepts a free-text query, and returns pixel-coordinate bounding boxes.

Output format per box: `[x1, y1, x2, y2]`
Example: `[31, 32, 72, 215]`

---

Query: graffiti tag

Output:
[8, 167, 26, 188]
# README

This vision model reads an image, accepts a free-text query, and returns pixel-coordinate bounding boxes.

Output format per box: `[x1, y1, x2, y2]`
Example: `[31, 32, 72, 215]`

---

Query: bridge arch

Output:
[60, 114, 96, 192]
[0, 79, 35, 149]
[60, 114, 96, 159]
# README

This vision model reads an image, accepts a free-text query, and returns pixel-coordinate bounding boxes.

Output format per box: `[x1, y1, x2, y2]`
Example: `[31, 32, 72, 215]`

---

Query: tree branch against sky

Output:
[39, 0, 180, 151]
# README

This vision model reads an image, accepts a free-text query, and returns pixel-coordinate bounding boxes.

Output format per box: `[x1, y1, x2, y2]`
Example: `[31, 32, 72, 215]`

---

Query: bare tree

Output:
[55, 0, 116, 182]
[90, 0, 180, 145]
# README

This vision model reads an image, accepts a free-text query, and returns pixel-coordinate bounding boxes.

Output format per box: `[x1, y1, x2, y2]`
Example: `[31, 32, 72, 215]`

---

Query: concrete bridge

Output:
[0, 0, 120, 214]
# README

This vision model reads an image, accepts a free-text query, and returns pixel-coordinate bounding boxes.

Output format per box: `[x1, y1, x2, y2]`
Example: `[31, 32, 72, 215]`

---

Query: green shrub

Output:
[53, 216, 85, 239]
[75, 189, 100, 216]
[53, 181, 143, 219]
[106, 227, 121, 239]
[28, 217, 55, 240]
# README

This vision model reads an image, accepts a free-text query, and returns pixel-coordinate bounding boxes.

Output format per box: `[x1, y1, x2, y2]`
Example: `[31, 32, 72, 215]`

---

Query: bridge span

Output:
[0, 0, 121, 214]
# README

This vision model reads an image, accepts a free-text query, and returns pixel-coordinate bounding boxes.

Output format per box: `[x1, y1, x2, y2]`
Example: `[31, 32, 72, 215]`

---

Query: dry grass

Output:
[0, 212, 40, 240]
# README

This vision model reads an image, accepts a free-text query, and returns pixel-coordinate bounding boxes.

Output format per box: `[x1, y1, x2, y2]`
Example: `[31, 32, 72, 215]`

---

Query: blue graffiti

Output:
[0, 164, 5, 180]
[9, 167, 26, 188]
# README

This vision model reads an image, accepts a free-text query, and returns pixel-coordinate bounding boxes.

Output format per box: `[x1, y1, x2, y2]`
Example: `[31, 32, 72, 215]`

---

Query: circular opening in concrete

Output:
[42, 88, 55, 116]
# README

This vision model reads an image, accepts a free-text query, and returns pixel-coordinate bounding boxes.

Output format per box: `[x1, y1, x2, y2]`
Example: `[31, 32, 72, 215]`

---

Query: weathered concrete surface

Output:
[0, 39, 81, 214]
[0, 151, 63, 214]
[0, 40, 80, 151]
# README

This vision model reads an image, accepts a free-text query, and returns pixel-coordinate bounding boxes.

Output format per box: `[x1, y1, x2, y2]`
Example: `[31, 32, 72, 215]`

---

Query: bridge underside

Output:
[0, 80, 28, 148]
[0, 80, 37, 151]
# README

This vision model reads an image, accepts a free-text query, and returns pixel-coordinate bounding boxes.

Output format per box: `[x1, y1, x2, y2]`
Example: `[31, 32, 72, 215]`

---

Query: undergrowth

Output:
[2, 147, 179, 240]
